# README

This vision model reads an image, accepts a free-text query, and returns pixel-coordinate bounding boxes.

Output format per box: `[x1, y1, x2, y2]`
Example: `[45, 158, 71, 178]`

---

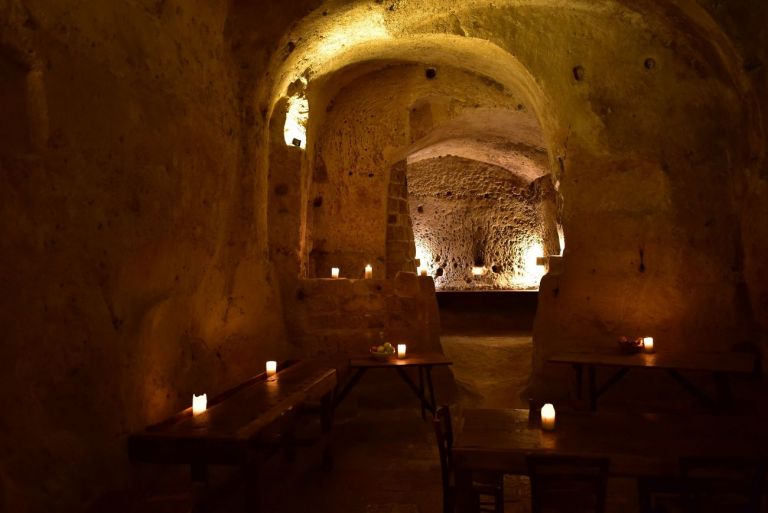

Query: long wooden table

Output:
[548, 350, 757, 410]
[334, 352, 452, 419]
[128, 360, 337, 512]
[452, 408, 768, 511]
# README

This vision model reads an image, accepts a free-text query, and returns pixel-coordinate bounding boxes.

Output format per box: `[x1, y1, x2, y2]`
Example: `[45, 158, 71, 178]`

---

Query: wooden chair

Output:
[526, 455, 609, 513]
[433, 405, 504, 513]
[680, 457, 765, 513]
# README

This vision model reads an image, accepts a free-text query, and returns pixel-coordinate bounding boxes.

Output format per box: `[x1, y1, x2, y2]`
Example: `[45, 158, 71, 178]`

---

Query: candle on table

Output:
[397, 344, 407, 359]
[540, 403, 556, 431]
[266, 360, 277, 377]
[192, 393, 207, 415]
[331, 267, 340, 279]
[643, 337, 654, 353]
[364, 264, 373, 279]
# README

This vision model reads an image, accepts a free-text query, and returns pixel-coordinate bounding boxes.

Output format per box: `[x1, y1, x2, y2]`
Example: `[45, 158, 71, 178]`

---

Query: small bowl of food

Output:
[370, 342, 396, 360]
[617, 336, 643, 354]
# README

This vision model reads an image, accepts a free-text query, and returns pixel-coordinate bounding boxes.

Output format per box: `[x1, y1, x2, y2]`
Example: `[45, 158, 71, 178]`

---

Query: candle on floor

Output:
[540, 403, 556, 431]
[364, 264, 373, 279]
[397, 344, 407, 359]
[643, 337, 654, 353]
[331, 267, 340, 279]
[192, 394, 207, 415]
[266, 360, 277, 377]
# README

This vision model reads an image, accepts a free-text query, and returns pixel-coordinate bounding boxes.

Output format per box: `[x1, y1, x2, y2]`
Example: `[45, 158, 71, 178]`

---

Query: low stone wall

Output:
[286, 273, 442, 357]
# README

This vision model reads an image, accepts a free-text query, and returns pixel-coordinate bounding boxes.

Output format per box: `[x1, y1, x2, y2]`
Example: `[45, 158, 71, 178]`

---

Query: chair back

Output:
[433, 405, 455, 513]
[681, 457, 765, 513]
[526, 454, 609, 513]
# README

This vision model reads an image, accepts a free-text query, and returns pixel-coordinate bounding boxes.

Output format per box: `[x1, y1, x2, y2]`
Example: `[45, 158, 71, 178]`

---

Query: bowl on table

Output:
[369, 348, 395, 361]
[617, 336, 643, 354]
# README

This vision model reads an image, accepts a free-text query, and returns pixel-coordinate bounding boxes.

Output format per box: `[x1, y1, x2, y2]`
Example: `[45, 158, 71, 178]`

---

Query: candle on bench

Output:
[331, 267, 340, 279]
[541, 403, 556, 431]
[643, 337, 654, 353]
[266, 360, 277, 377]
[397, 344, 407, 359]
[192, 394, 207, 415]
[364, 264, 373, 279]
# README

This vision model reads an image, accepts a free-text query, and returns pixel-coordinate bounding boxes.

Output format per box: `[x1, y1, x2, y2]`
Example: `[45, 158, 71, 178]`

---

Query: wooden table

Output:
[548, 350, 757, 410]
[128, 360, 337, 512]
[452, 408, 768, 511]
[334, 352, 452, 419]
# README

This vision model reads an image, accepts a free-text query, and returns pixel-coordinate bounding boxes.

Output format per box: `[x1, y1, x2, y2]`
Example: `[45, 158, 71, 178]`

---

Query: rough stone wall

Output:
[286, 274, 442, 356]
[0, 2, 288, 512]
[307, 62, 534, 280]
[385, 160, 417, 278]
[408, 156, 559, 290]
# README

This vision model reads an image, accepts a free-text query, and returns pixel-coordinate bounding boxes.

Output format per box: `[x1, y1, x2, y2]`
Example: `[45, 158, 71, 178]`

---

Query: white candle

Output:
[364, 264, 373, 279]
[266, 360, 277, 377]
[331, 267, 340, 279]
[540, 403, 556, 431]
[192, 394, 207, 415]
[643, 337, 654, 353]
[418, 267, 428, 276]
[397, 344, 407, 359]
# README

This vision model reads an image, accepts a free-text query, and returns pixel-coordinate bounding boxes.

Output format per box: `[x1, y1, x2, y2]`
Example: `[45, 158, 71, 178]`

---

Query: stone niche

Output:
[407, 155, 559, 290]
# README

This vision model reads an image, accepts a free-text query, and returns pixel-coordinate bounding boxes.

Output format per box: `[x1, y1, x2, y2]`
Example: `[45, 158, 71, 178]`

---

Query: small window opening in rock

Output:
[572, 65, 585, 81]
[435, 268, 444, 277]
[644, 57, 656, 70]
[283, 94, 308, 150]
[425, 67, 437, 79]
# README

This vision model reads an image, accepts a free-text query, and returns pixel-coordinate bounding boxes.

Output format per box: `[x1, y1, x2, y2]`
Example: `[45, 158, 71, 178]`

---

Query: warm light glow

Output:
[283, 95, 309, 149]
[557, 224, 566, 255]
[331, 267, 340, 279]
[266, 360, 277, 377]
[397, 344, 407, 359]
[643, 337, 654, 353]
[471, 266, 485, 276]
[540, 403, 556, 431]
[414, 241, 432, 272]
[520, 242, 546, 287]
[192, 394, 207, 416]
[418, 266, 428, 277]
[364, 264, 373, 279]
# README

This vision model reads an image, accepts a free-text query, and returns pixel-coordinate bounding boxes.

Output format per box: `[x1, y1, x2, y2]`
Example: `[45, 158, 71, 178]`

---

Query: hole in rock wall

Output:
[283, 94, 309, 149]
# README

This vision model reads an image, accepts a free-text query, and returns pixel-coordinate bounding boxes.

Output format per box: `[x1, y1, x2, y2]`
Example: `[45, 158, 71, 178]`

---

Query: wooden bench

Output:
[127, 360, 337, 513]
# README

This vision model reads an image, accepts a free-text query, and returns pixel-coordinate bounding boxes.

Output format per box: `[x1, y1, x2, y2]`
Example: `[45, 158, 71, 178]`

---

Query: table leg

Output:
[426, 366, 436, 414]
[333, 368, 367, 408]
[595, 367, 631, 400]
[394, 366, 436, 415]
[419, 366, 426, 419]
[666, 369, 715, 409]
[588, 365, 597, 411]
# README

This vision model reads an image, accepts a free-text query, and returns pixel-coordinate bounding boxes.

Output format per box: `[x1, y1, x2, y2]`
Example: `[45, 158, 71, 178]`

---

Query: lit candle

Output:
[192, 393, 207, 415]
[418, 267, 428, 277]
[364, 264, 373, 279]
[397, 344, 407, 359]
[331, 267, 340, 279]
[471, 266, 484, 276]
[266, 360, 277, 377]
[643, 337, 654, 353]
[540, 403, 556, 431]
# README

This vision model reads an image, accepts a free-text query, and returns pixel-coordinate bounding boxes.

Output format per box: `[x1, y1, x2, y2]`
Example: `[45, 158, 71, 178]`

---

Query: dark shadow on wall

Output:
[437, 290, 537, 334]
